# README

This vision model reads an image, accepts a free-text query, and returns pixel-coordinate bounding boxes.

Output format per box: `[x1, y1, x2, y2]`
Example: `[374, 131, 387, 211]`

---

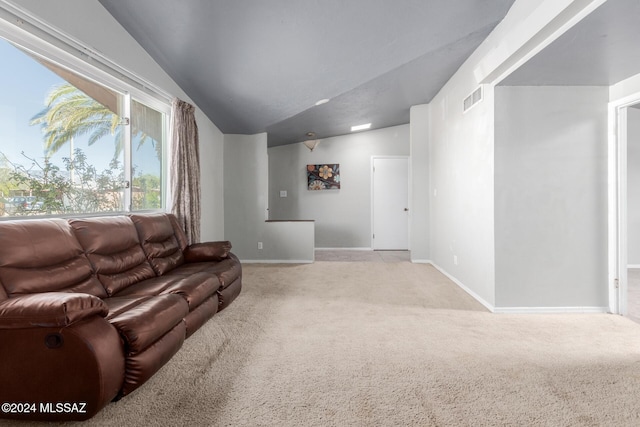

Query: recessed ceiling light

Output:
[315, 98, 330, 106]
[351, 123, 371, 132]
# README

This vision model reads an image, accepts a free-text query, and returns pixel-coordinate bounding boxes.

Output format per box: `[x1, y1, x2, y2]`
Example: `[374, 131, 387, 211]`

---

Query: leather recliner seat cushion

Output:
[106, 293, 188, 355]
[113, 272, 218, 311]
[165, 255, 241, 291]
[103, 293, 189, 396]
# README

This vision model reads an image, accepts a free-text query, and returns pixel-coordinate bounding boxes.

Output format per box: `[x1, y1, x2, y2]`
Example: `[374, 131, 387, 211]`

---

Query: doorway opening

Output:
[610, 95, 640, 320]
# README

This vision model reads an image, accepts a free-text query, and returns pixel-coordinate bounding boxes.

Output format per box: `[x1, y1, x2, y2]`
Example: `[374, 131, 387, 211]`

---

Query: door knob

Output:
[404, 208, 409, 211]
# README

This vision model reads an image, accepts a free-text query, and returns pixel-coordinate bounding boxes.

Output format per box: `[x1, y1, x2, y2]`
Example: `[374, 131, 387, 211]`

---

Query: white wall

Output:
[7, 0, 225, 241]
[268, 125, 409, 248]
[494, 86, 609, 309]
[224, 133, 268, 260]
[628, 107, 640, 265]
[428, 84, 496, 307]
[409, 105, 430, 262]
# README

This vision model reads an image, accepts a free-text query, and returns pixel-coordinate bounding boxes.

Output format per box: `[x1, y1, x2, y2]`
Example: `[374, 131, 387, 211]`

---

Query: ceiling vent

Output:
[463, 86, 483, 113]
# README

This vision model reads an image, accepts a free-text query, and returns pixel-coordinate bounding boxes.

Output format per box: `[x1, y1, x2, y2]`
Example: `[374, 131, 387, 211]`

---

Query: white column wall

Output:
[409, 105, 430, 262]
[224, 133, 268, 260]
[494, 86, 609, 310]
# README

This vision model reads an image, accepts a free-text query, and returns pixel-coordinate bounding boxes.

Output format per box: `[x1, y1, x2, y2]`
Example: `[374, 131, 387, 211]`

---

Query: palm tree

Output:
[29, 83, 160, 160]
[30, 83, 125, 158]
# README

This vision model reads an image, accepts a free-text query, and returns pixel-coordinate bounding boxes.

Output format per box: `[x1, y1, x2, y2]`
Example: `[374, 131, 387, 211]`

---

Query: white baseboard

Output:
[315, 247, 372, 251]
[425, 263, 610, 315]
[493, 306, 610, 314]
[241, 259, 314, 264]
[428, 262, 496, 313]
[411, 259, 432, 264]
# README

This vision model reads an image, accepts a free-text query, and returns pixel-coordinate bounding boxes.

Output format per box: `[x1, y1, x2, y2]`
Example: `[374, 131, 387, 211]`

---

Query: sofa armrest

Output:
[0, 316, 124, 421]
[183, 241, 232, 262]
[0, 292, 108, 329]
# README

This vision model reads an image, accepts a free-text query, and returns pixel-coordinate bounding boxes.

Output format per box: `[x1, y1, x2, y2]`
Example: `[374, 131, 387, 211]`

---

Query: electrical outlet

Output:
[279, 190, 287, 198]
[257, 242, 263, 250]
[453, 255, 458, 265]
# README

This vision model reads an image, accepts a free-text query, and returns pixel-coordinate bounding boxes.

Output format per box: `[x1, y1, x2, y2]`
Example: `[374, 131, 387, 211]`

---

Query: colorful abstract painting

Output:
[307, 164, 340, 190]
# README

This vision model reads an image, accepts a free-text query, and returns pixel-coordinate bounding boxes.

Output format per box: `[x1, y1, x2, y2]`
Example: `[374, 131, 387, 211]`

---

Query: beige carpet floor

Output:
[6, 261, 640, 426]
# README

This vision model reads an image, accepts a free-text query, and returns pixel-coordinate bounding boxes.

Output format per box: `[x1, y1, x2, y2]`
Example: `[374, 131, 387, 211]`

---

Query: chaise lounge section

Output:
[0, 213, 241, 421]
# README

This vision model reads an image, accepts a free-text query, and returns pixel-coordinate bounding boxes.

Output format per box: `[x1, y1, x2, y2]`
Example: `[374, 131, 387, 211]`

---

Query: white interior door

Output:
[372, 157, 409, 250]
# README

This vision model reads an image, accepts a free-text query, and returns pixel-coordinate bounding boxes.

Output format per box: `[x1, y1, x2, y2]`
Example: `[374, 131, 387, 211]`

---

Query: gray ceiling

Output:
[499, 0, 640, 87]
[98, 0, 515, 147]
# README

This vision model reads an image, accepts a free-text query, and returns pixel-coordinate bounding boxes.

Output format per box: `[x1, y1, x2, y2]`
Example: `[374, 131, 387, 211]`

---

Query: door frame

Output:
[370, 155, 410, 250]
[609, 91, 640, 315]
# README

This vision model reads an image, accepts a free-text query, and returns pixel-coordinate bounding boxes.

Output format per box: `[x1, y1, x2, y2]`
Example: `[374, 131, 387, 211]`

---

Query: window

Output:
[0, 31, 168, 218]
[130, 99, 165, 210]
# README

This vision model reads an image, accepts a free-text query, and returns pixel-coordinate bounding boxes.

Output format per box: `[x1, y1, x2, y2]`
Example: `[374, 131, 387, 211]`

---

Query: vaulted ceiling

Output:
[98, 0, 515, 146]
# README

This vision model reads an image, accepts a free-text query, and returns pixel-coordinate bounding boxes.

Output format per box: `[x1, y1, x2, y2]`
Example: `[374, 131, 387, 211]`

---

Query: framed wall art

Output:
[307, 164, 340, 190]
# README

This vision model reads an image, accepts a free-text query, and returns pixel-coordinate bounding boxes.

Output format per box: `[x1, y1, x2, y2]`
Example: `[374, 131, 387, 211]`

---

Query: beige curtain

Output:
[170, 98, 201, 244]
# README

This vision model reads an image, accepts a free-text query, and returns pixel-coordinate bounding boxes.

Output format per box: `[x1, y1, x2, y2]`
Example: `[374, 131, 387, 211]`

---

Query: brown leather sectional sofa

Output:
[0, 213, 241, 421]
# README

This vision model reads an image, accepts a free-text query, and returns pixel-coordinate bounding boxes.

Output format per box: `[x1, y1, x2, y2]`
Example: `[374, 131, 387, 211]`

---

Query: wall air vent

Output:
[463, 86, 483, 113]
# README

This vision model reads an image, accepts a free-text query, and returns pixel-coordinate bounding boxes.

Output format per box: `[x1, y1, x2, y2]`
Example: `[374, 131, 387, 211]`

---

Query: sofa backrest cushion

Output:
[0, 218, 107, 298]
[130, 213, 184, 275]
[70, 216, 156, 296]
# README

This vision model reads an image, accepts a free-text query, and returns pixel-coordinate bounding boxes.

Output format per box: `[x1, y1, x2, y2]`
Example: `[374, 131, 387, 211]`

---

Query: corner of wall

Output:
[409, 104, 430, 261]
